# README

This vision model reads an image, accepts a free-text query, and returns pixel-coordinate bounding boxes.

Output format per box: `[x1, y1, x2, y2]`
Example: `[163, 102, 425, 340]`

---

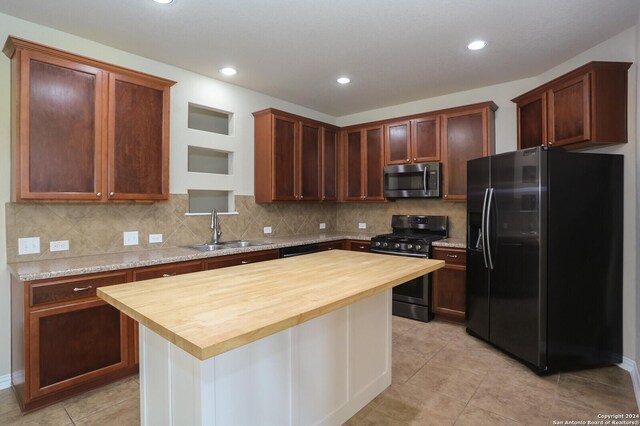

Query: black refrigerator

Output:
[466, 146, 623, 373]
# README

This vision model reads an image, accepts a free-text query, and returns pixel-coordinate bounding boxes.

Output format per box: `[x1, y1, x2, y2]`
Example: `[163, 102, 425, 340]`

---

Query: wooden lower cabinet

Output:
[431, 247, 466, 322]
[346, 240, 371, 252]
[11, 270, 136, 412]
[204, 249, 279, 270]
[318, 240, 345, 251]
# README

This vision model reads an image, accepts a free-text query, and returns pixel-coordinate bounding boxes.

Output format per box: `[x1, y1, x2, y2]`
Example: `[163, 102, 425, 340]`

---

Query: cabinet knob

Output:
[109, 192, 115, 197]
[444, 194, 448, 198]
[96, 192, 102, 197]
[406, 158, 409, 162]
[241, 260, 250, 264]
[300, 195, 303, 199]
[413, 158, 417, 161]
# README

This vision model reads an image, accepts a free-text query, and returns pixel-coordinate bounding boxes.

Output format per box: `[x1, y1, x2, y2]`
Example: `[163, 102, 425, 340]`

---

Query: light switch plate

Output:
[319, 223, 326, 230]
[358, 223, 367, 229]
[123, 231, 139, 246]
[263, 226, 272, 234]
[50, 240, 69, 252]
[18, 237, 40, 255]
[149, 234, 163, 244]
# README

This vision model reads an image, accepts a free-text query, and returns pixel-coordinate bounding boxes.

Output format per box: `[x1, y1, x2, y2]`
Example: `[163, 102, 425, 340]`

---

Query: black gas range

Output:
[370, 215, 448, 322]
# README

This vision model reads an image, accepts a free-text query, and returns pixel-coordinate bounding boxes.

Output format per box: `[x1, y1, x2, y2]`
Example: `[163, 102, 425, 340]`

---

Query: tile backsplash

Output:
[6, 195, 465, 262]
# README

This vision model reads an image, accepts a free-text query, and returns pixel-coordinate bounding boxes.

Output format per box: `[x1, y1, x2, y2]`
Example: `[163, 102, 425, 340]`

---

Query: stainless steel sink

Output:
[188, 240, 270, 251]
[188, 244, 227, 251]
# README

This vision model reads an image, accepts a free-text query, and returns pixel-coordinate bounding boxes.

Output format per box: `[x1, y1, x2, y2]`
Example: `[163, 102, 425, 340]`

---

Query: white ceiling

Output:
[0, 0, 638, 116]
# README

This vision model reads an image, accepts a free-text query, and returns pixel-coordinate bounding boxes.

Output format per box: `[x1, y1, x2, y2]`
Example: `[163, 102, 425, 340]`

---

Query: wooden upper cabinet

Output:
[441, 103, 496, 201]
[385, 116, 439, 165]
[253, 108, 337, 203]
[108, 72, 170, 201]
[344, 129, 363, 201]
[364, 126, 384, 201]
[321, 128, 338, 201]
[513, 61, 631, 150]
[342, 126, 384, 201]
[412, 115, 440, 162]
[299, 121, 321, 201]
[272, 115, 298, 201]
[3, 36, 175, 203]
[385, 121, 411, 165]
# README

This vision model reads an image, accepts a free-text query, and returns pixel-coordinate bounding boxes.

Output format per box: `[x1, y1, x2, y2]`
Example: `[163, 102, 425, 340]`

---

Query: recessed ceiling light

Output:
[153, 0, 173, 4]
[219, 67, 238, 76]
[337, 77, 351, 85]
[467, 40, 487, 51]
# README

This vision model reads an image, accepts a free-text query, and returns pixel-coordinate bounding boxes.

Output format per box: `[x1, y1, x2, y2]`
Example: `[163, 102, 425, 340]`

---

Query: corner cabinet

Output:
[253, 108, 339, 203]
[3, 36, 175, 203]
[441, 103, 496, 201]
[512, 61, 631, 150]
[342, 126, 384, 201]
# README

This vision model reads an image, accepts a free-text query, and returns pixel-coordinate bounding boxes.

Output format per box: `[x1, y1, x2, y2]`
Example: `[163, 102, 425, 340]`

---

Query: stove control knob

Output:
[374, 242, 381, 247]
[382, 243, 388, 248]
[394, 243, 400, 249]
[407, 244, 413, 249]
[416, 245, 422, 250]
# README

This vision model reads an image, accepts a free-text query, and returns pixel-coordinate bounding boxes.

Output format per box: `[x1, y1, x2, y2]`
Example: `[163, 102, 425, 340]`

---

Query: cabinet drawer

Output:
[30, 271, 129, 307]
[432, 248, 466, 266]
[347, 241, 371, 252]
[205, 249, 279, 270]
[132, 260, 202, 282]
[318, 241, 344, 251]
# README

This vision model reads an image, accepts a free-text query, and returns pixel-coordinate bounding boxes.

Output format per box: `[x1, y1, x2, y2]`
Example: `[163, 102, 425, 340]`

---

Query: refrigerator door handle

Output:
[481, 188, 489, 268]
[486, 187, 495, 270]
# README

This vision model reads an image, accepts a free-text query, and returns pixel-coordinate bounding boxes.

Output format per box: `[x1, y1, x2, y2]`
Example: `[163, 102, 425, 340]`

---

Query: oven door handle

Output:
[481, 188, 489, 269]
[370, 249, 428, 258]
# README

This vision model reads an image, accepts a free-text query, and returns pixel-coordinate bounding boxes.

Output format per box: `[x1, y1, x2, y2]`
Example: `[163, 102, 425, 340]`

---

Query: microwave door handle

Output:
[481, 188, 489, 269]
[423, 167, 428, 193]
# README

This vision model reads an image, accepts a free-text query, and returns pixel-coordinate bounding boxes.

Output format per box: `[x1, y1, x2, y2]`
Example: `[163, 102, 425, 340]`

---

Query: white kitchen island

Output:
[98, 250, 444, 426]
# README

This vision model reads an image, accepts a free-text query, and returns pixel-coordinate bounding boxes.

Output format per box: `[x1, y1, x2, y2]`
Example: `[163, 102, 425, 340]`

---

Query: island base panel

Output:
[139, 289, 392, 425]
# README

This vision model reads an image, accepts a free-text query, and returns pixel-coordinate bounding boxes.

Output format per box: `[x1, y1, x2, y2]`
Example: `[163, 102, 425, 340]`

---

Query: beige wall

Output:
[0, 11, 637, 378]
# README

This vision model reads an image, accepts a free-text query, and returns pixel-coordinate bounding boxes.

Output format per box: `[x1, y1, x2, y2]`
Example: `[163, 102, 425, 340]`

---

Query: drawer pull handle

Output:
[359, 246, 365, 249]
[446, 254, 458, 258]
[162, 273, 177, 277]
[241, 260, 250, 264]
[73, 285, 93, 292]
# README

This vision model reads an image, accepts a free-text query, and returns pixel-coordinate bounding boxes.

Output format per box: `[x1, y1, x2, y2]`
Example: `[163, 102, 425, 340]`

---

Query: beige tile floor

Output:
[0, 318, 637, 425]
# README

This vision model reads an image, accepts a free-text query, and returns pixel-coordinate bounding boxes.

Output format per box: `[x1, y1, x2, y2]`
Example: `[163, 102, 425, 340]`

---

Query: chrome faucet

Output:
[209, 208, 222, 244]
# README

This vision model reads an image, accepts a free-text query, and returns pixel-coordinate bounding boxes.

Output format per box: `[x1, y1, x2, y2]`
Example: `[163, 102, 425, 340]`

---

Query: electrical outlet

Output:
[358, 223, 367, 229]
[50, 240, 69, 252]
[319, 223, 326, 230]
[123, 231, 139, 246]
[18, 237, 40, 255]
[149, 234, 163, 244]
[263, 226, 272, 234]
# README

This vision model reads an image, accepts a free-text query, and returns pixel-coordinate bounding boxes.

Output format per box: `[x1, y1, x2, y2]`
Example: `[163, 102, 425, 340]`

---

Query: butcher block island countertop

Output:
[98, 250, 444, 360]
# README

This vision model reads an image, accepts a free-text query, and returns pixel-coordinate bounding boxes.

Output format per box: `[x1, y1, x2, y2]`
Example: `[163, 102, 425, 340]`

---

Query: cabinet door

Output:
[271, 115, 298, 201]
[516, 92, 547, 150]
[108, 72, 169, 201]
[364, 126, 384, 201]
[18, 50, 105, 201]
[412, 115, 440, 162]
[441, 108, 488, 201]
[299, 122, 321, 201]
[321, 128, 338, 201]
[344, 129, 364, 200]
[29, 299, 129, 398]
[432, 248, 466, 322]
[385, 121, 411, 165]
[548, 73, 591, 147]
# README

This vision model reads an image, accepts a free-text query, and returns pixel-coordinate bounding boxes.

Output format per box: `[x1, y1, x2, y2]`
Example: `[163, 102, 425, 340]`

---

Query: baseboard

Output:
[0, 373, 10, 390]
[619, 357, 640, 411]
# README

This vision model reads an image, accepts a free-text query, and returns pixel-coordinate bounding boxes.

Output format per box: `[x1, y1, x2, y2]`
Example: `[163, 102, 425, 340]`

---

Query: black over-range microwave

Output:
[383, 162, 442, 199]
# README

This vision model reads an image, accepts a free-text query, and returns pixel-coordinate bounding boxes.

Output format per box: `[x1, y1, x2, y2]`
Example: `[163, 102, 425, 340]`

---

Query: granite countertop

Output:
[8, 232, 377, 281]
[431, 238, 466, 249]
[98, 251, 444, 360]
